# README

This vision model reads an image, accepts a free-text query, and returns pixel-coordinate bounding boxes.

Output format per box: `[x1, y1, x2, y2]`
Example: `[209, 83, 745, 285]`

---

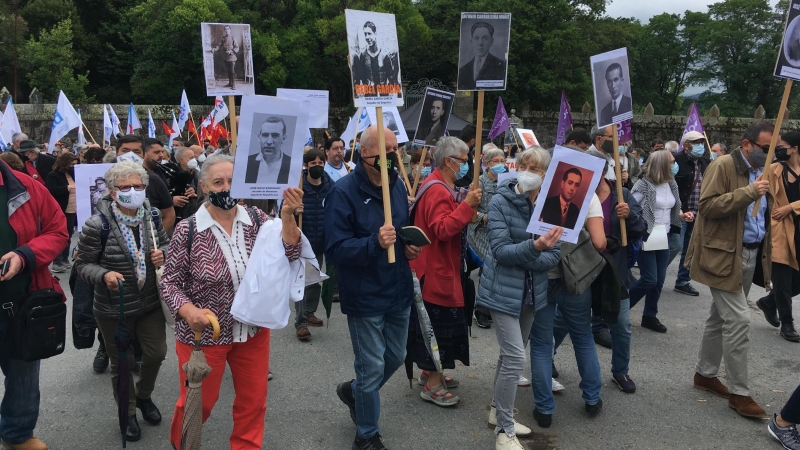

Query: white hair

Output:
[199, 154, 235, 183]
[11, 132, 27, 144]
[665, 140, 680, 152]
[174, 147, 195, 163]
[104, 161, 149, 190]
[434, 136, 469, 169]
[482, 144, 504, 163]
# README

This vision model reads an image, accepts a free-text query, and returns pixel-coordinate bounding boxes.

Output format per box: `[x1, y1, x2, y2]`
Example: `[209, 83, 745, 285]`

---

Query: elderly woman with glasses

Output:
[75, 161, 170, 443]
[408, 136, 482, 407]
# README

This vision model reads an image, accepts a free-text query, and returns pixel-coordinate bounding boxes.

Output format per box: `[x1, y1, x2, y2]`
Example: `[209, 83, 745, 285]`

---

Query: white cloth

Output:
[255, 152, 284, 184]
[230, 218, 324, 331]
[586, 194, 603, 219]
[634, 183, 674, 226]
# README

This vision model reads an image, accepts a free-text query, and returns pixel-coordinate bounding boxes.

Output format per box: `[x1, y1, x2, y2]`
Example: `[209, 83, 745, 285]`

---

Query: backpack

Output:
[186, 206, 261, 252]
[408, 180, 466, 225]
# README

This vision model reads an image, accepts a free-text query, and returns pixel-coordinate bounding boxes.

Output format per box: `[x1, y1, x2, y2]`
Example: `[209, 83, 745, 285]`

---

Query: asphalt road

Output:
[2, 258, 798, 450]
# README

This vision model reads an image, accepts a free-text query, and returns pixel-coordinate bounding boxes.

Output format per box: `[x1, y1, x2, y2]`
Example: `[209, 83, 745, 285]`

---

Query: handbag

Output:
[1, 289, 67, 361]
[148, 210, 175, 328]
[642, 184, 670, 251]
[560, 228, 606, 295]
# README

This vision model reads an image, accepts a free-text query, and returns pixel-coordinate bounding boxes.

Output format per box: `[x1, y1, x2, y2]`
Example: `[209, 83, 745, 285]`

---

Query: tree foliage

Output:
[19, 19, 90, 102]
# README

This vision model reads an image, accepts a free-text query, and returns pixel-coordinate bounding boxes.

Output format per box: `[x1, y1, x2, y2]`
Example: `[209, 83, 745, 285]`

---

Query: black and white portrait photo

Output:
[366, 106, 409, 143]
[591, 47, 633, 128]
[345, 9, 404, 107]
[775, 0, 800, 81]
[413, 88, 455, 146]
[457, 13, 511, 91]
[201, 22, 255, 96]
[75, 163, 113, 232]
[231, 95, 309, 199]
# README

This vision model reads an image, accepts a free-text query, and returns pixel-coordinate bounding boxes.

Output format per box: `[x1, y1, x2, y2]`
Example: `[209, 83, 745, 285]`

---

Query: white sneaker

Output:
[517, 375, 531, 387]
[496, 432, 525, 450]
[552, 378, 565, 393]
[488, 406, 531, 437]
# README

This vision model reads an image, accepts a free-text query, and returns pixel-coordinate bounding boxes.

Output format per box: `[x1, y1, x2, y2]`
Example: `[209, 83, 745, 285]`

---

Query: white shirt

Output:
[256, 152, 284, 184]
[324, 161, 349, 182]
[586, 194, 603, 220]
[611, 96, 622, 115]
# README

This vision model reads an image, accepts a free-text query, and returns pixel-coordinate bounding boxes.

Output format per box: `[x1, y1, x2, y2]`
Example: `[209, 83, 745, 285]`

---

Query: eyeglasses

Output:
[115, 184, 146, 192]
[748, 140, 770, 153]
[449, 156, 468, 164]
[488, 158, 506, 165]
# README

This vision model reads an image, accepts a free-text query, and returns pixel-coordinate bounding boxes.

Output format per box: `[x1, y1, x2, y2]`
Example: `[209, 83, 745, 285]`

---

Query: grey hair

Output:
[482, 144, 504, 163]
[645, 147, 674, 185]
[516, 146, 551, 172]
[714, 142, 728, 154]
[104, 160, 149, 190]
[11, 132, 27, 144]
[665, 140, 679, 151]
[102, 150, 118, 164]
[174, 146, 195, 163]
[199, 154, 235, 183]
[434, 136, 469, 169]
[590, 125, 607, 144]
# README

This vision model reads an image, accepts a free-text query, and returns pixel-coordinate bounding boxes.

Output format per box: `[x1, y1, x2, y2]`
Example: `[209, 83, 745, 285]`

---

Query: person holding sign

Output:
[325, 126, 420, 450]
[686, 122, 774, 419]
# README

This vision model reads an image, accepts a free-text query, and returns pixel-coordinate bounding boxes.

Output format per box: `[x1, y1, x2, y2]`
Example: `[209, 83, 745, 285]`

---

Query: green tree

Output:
[0, 4, 29, 99]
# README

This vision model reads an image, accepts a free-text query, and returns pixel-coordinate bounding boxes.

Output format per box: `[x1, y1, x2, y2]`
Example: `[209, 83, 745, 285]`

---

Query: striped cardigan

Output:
[631, 178, 682, 235]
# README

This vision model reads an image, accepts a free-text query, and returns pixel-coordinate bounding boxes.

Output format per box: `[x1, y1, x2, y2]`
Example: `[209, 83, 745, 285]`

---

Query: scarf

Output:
[111, 202, 147, 290]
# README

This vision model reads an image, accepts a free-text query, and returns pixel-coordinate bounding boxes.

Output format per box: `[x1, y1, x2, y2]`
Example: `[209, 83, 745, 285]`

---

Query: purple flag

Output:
[618, 119, 633, 145]
[488, 97, 510, 140]
[556, 91, 573, 145]
[682, 102, 704, 138]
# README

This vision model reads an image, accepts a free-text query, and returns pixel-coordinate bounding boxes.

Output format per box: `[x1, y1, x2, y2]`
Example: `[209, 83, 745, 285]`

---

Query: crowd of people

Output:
[0, 119, 798, 450]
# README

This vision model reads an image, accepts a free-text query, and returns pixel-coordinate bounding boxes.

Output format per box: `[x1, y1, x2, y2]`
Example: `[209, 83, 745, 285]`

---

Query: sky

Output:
[605, 0, 781, 22]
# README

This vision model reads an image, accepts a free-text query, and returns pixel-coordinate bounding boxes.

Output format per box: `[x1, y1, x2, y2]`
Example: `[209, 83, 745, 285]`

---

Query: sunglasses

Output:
[748, 140, 770, 153]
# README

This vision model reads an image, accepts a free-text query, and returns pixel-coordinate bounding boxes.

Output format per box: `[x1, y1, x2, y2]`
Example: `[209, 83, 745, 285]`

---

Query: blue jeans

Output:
[529, 280, 602, 414]
[629, 248, 670, 318]
[675, 221, 694, 287]
[347, 308, 410, 439]
[555, 299, 632, 377]
[0, 323, 41, 445]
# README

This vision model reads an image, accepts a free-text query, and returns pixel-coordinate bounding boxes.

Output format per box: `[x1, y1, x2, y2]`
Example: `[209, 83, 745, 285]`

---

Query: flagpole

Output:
[611, 123, 627, 246]
[81, 120, 98, 144]
[753, 78, 793, 216]
[703, 132, 712, 153]
[411, 146, 428, 197]
[349, 107, 362, 163]
[228, 96, 238, 155]
[396, 153, 413, 194]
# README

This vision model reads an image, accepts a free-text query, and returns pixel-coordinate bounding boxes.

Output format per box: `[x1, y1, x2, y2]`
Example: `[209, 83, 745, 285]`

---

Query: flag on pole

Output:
[0, 98, 22, 141]
[556, 91, 573, 146]
[187, 119, 199, 141]
[201, 113, 212, 129]
[147, 109, 156, 138]
[161, 121, 173, 135]
[47, 91, 82, 147]
[682, 102, 704, 140]
[108, 105, 122, 137]
[488, 97, 510, 140]
[127, 103, 141, 134]
[306, 129, 314, 147]
[178, 90, 191, 131]
[77, 109, 87, 145]
[342, 108, 371, 147]
[169, 111, 180, 145]
[103, 105, 113, 145]
[0, 129, 8, 152]
[210, 96, 229, 126]
[618, 119, 633, 145]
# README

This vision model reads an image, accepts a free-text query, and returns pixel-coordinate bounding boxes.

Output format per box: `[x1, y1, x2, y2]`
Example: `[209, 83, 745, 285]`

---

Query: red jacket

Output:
[0, 161, 68, 294]
[409, 169, 475, 308]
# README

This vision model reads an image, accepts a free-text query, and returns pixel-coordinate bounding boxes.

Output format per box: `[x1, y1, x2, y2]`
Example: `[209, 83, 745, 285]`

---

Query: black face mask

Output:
[601, 139, 614, 154]
[308, 165, 324, 179]
[363, 152, 399, 171]
[775, 146, 792, 162]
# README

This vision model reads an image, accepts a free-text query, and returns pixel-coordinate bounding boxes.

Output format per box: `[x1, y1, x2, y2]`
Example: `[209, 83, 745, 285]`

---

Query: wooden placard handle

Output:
[611, 123, 627, 246]
[228, 96, 238, 156]
[471, 91, 485, 222]
[375, 108, 395, 263]
[752, 79, 793, 216]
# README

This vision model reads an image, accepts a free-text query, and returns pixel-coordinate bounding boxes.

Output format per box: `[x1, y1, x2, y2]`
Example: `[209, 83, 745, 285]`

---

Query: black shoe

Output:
[768, 413, 800, 450]
[551, 360, 559, 379]
[585, 399, 603, 417]
[93, 346, 109, 374]
[125, 414, 141, 442]
[641, 316, 667, 333]
[136, 397, 162, 425]
[781, 322, 800, 342]
[337, 380, 357, 425]
[612, 374, 637, 393]
[532, 408, 552, 428]
[593, 328, 612, 349]
[352, 434, 388, 450]
[475, 312, 491, 329]
[674, 283, 699, 296]
[757, 298, 781, 328]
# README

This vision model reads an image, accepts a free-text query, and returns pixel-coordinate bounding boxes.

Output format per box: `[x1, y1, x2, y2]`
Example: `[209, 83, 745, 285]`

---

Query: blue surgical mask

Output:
[420, 166, 431, 178]
[490, 163, 507, 175]
[450, 158, 468, 180]
[691, 143, 705, 157]
[710, 152, 716, 161]
[619, 145, 627, 155]
[671, 162, 679, 176]
[355, 142, 361, 152]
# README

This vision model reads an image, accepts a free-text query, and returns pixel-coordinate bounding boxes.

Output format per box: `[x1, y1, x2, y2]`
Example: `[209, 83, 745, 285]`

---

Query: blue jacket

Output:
[302, 171, 333, 255]
[476, 179, 561, 317]
[324, 164, 413, 317]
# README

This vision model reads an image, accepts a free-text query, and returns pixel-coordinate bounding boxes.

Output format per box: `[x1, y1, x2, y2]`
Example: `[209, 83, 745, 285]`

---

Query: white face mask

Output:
[187, 158, 198, 170]
[197, 153, 207, 163]
[517, 171, 543, 193]
[115, 188, 146, 210]
[116, 152, 144, 165]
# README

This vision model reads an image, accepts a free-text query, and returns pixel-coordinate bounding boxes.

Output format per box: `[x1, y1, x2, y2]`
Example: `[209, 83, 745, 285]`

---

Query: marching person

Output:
[14, 140, 55, 185]
[686, 122, 774, 419]
[409, 149, 433, 187]
[116, 136, 175, 234]
[0, 159, 68, 450]
[323, 137, 350, 182]
[172, 146, 204, 223]
[409, 136, 481, 408]
[45, 152, 80, 273]
[756, 131, 800, 342]
[74, 161, 170, 442]
[476, 147, 561, 450]
[767, 383, 800, 450]
[326, 126, 420, 450]
[160, 154, 303, 450]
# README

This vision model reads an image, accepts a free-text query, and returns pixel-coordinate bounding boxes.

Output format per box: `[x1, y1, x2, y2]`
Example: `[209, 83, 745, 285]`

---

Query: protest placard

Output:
[457, 13, 511, 91]
[591, 48, 633, 128]
[516, 129, 539, 149]
[276, 89, 330, 129]
[345, 10, 404, 107]
[75, 163, 114, 232]
[367, 107, 409, 143]
[201, 23, 255, 96]
[412, 88, 455, 146]
[775, 0, 800, 81]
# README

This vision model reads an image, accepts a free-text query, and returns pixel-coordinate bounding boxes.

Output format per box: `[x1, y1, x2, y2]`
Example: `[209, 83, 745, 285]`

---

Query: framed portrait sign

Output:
[75, 163, 114, 232]
[457, 13, 511, 91]
[775, 0, 800, 81]
[200, 23, 255, 96]
[515, 128, 539, 149]
[366, 107, 409, 143]
[590, 47, 633, 129]
[345, 9, 404, 107]
[412, 88, 455, 146]
[276, 89, 330, 129]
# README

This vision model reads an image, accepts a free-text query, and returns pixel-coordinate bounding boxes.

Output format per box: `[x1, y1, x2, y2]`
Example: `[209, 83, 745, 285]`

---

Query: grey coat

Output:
[476, 179, 561, 317]
[75, 196, 170, 319]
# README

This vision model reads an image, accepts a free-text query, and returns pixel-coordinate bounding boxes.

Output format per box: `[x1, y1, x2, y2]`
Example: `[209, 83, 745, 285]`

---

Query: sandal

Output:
[418, 371, 460, 388]
[420, 384, 461, 407]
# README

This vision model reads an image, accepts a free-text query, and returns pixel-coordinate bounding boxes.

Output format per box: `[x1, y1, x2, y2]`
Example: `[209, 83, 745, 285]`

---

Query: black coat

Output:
[45, 170, 71, 212]
[457, 53, 507, 91]
[301, 171, 333, 255]
[540, 195, 580, 229]
[17, 152, 55, 182]
[245, 153, 291, 184]
[599, 95, 633, 126]
[673, 151, 710, 212]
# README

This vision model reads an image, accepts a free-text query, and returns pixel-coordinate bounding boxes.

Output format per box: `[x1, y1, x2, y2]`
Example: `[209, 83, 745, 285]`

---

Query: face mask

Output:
[450, 158, 469, 180]
[639, 157, 644, 165]
[355, 142, 361, 152]
[115, 188, 146, 210]
[186, 158, 198, 170]
[691, 143, 705, 157]
[208, 189, 238, 210]
[490, 164, 507, 175]
[197, 153, 207, 163]
[710, 153, 716, 161]
[775, 146, 791, 162]
[748, 146, 768, 168]
[365, 152, 398, 171]
[671, 162, 679, 176]
[420, 166, 432, 178]
[619, 145, 627, 155]
[308, 165, 325, 179]
[517, 171, 543, 193]
[117, 152, 144, 165]
[602, 139, 614, 154]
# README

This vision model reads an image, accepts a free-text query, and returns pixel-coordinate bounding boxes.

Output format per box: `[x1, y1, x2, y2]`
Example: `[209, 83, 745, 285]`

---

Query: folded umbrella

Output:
[113, 279, 134, 448]
[404, 271, 445, 389]
[180, 314, 221, 450]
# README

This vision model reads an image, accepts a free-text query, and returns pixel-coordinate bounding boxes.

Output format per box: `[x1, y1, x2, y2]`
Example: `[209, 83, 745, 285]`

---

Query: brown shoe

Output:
[1, 437, 48, 450]
[307, 315, 323, 327]
[693, 373, 730, 399]
[728, 394, 767, 418]
[296, 327, 311, 340]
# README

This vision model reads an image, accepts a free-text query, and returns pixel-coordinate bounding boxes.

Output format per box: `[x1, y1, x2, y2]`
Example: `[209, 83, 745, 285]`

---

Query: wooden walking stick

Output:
[611, 123, 627, 246]
[752, 79, 793, 216]
[375, 108, 395, 264]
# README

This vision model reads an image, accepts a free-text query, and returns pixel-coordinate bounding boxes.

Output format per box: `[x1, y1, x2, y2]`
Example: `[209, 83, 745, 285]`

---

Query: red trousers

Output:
[169, 328, 270, 450]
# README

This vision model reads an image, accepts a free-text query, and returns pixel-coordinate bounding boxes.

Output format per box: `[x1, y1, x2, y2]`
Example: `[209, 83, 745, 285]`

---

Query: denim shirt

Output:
[742, 156, 766, 244]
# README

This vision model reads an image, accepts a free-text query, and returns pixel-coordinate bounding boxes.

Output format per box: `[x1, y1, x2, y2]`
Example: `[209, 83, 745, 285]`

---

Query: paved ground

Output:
[2, 258, 798, 450]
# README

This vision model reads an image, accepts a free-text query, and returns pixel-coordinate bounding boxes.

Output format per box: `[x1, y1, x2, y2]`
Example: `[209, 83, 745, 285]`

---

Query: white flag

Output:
[169, 111, 180, 145]
[177, 90, 191, 131]
[108, 105, 122, 137]
[103, 105, 113, 145]
[210, 96, 229, 126]
[127, 103, 141, 135]
[342, 107, 371, 148]
[77, 109, 86, 145]
[0, 129, 8, 152]
[47, 91, 82, 147]
[0, 98, 22, 142]
[147, 109, 156, 138]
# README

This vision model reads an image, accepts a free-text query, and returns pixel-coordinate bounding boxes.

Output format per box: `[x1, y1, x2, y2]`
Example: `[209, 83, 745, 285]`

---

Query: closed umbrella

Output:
[404, 271, 445, 389]
[180, 314, 221, 450]
[113, 279, 134, 448]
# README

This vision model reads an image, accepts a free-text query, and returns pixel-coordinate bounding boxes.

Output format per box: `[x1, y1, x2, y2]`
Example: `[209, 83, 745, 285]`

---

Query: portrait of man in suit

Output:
[417, 99, 446, 145]
[599, 63, 632, 126]
[457, 21, 508, 91]
[245, 116, 292, 184]
[539, 168, 583, 229]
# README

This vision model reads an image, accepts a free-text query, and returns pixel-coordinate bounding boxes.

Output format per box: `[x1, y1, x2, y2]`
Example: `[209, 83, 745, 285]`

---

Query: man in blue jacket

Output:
[325, 126, 420, 450]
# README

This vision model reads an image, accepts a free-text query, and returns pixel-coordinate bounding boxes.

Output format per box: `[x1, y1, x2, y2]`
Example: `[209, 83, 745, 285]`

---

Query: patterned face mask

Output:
[208, 189, 238, 210]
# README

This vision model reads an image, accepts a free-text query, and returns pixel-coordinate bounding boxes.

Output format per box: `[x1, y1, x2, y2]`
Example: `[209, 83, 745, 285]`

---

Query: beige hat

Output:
[682, 131, 704, 142]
